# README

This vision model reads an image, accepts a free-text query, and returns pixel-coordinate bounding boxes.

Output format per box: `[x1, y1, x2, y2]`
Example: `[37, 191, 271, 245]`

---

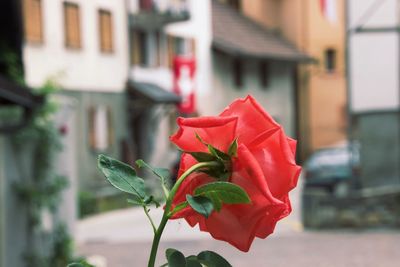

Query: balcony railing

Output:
[129, 0, 190, 29]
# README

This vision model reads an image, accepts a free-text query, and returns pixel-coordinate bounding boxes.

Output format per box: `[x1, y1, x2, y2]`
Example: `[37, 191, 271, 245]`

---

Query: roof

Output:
[127, 81, 181, 104]
[212, 1, 311, 62]
[0, 75, 43, 108]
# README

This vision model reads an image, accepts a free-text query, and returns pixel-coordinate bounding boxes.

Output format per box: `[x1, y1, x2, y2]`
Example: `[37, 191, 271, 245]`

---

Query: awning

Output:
[127, 81, 181, 105]
[0, 75, 44, 133]
[0, 75, 43, 108]
[212, 1, 312, 62]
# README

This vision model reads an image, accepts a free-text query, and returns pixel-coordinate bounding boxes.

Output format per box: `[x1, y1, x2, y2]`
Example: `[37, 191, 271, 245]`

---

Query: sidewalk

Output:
[76, 182, 303, 245]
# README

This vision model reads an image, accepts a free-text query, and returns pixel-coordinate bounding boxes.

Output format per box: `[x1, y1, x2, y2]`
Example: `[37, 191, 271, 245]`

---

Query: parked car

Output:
[303, 141, 360, 196]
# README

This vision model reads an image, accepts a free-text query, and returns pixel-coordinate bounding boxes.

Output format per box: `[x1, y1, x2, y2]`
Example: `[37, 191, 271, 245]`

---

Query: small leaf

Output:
[144, 195, 160, 207]
[98, 155, 145, 199]
[197, 251, 232, 267]
[67, 261, 94, 267]
[207, 145, 230, 161]
[186, 258, 203, 267]
[228, 138, 238, 157]
[166, 248, 187, 267]
[195, 132, 208, 146]
[136, 159, 170, 189]
[186, 151, 217, 162]
[195, 182, 251, 206]
[127, 198, 143, 206]
[186, 194, 214, 218]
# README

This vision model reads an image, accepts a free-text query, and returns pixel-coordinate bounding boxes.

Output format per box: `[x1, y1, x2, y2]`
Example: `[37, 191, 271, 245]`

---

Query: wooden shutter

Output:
[23, 0, 43, 43]
[99, 10, 113, 53]
[167, 35, 175, 68]
[64, 2, 81, 49]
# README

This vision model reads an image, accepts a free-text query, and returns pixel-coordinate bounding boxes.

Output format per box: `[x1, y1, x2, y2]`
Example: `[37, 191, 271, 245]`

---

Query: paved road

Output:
[75, 182, 400, 266]
[78, 230, 400, 267]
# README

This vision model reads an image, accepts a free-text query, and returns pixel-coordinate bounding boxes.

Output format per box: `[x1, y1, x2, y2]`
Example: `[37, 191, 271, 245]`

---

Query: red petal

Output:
[249, 129, 301, 198]
[220, 95, 279, 146]
[170, 116, 238, 152]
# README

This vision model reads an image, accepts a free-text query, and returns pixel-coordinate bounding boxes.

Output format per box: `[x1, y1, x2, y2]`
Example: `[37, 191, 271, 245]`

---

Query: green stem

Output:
[143, 206, 157, 234]
[147, 161, 219, 267]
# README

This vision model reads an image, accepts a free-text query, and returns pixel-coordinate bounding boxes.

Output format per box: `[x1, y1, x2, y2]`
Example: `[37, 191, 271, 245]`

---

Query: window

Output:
[23, 0, 43, 43]
[64, 2, 81, 49]
[99, 10, 113, 53]
[227, 0, 241, 11]
[131, 30, 147, 66]
[88, 105, 113, 151]
[233, 58, 243, 88]
[259, 61, 270, 88]
[324, 48, 336, 72]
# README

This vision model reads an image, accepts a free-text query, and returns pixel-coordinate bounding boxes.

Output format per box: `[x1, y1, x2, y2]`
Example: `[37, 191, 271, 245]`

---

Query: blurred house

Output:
[237, 0, 347, 160]
[125, 0, 191, 169]
[22, 0, 130, 197]
[0, 79, 43, 267]
[0, 1, 44, 266]
[347, 0, 400, 188]
[207, 0, 310, 139]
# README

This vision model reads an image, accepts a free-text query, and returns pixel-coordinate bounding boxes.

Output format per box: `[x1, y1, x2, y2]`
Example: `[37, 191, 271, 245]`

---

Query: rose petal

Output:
[249, 129, 301, 198]
[170, 116, 238, 152]
[220, 95, 279, 146]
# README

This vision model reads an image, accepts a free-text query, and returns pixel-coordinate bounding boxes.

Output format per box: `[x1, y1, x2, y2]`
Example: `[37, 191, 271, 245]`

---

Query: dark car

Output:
[303, 141, 360, 196]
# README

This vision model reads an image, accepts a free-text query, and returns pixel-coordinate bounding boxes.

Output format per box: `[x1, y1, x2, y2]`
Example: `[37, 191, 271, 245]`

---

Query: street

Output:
[76, 183, 400, 267]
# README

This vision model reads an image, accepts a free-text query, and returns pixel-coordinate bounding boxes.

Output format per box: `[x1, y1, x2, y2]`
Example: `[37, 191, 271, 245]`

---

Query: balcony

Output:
[129, 0, 190, 29]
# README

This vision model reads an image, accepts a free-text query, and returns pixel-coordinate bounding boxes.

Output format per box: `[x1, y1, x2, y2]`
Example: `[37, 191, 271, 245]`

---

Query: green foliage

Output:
[165, 248, 187, 267]
[2, 71, 75, 266]
[186, 194, 214, 218]
[67, 261, 95, 267]
[136, 159, 171, 191]
[98, 155, 162, 208]
[163, 249, 232, 267]
[98, 154, 146, 199]
[194, 182, 251, 206]
[180, 182, 250, 218]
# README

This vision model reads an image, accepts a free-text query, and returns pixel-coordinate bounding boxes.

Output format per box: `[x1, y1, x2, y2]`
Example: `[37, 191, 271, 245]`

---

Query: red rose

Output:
[170, 95, 301, 252]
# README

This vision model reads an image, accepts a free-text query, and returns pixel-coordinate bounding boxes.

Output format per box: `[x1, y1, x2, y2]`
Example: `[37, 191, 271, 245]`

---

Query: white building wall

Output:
[23, 0, 129, 92]
[348, 0, 400, 112]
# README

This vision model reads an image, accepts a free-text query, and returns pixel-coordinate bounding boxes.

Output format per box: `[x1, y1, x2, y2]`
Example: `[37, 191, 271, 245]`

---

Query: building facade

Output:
[22, 0, 130, 195]
[239, 0, 347, 160]
[208, 0, 309, 139]
[348, 0, 400, 188]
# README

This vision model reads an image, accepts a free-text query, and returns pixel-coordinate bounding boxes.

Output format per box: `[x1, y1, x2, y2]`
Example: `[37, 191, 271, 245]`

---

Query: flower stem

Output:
[147, 161, 220, 267]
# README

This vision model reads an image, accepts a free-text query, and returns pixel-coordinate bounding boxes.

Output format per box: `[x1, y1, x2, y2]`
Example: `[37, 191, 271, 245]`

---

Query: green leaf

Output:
[207, 145, 230, 161]
[144, 195, 161, 207]
[186, 194, 214, 218]
[186, 258, 203, 267]
[166, 248, 187, 267]
[197, 251, 232, 267]
[228, 138, 238, 157]
[194, 182, 251, 209]
[127, 198, 143, 206]
[195, 132, 208, 146]
[136, 159, 170, 182]
[186, 151, 217, 162]
[67, 261, 94, 267]
[98, 155, 146, 199]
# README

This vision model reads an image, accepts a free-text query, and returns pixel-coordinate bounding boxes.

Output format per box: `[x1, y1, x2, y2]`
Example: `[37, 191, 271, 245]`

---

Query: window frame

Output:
[98, 9, 114, 54]
[324, 48, 337, 73]
[63, 1, 82, 50]
[23, 0, 44, 44]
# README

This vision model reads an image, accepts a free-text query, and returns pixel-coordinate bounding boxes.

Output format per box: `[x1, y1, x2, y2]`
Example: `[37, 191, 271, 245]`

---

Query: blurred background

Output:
[0, 0, 399, 266]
